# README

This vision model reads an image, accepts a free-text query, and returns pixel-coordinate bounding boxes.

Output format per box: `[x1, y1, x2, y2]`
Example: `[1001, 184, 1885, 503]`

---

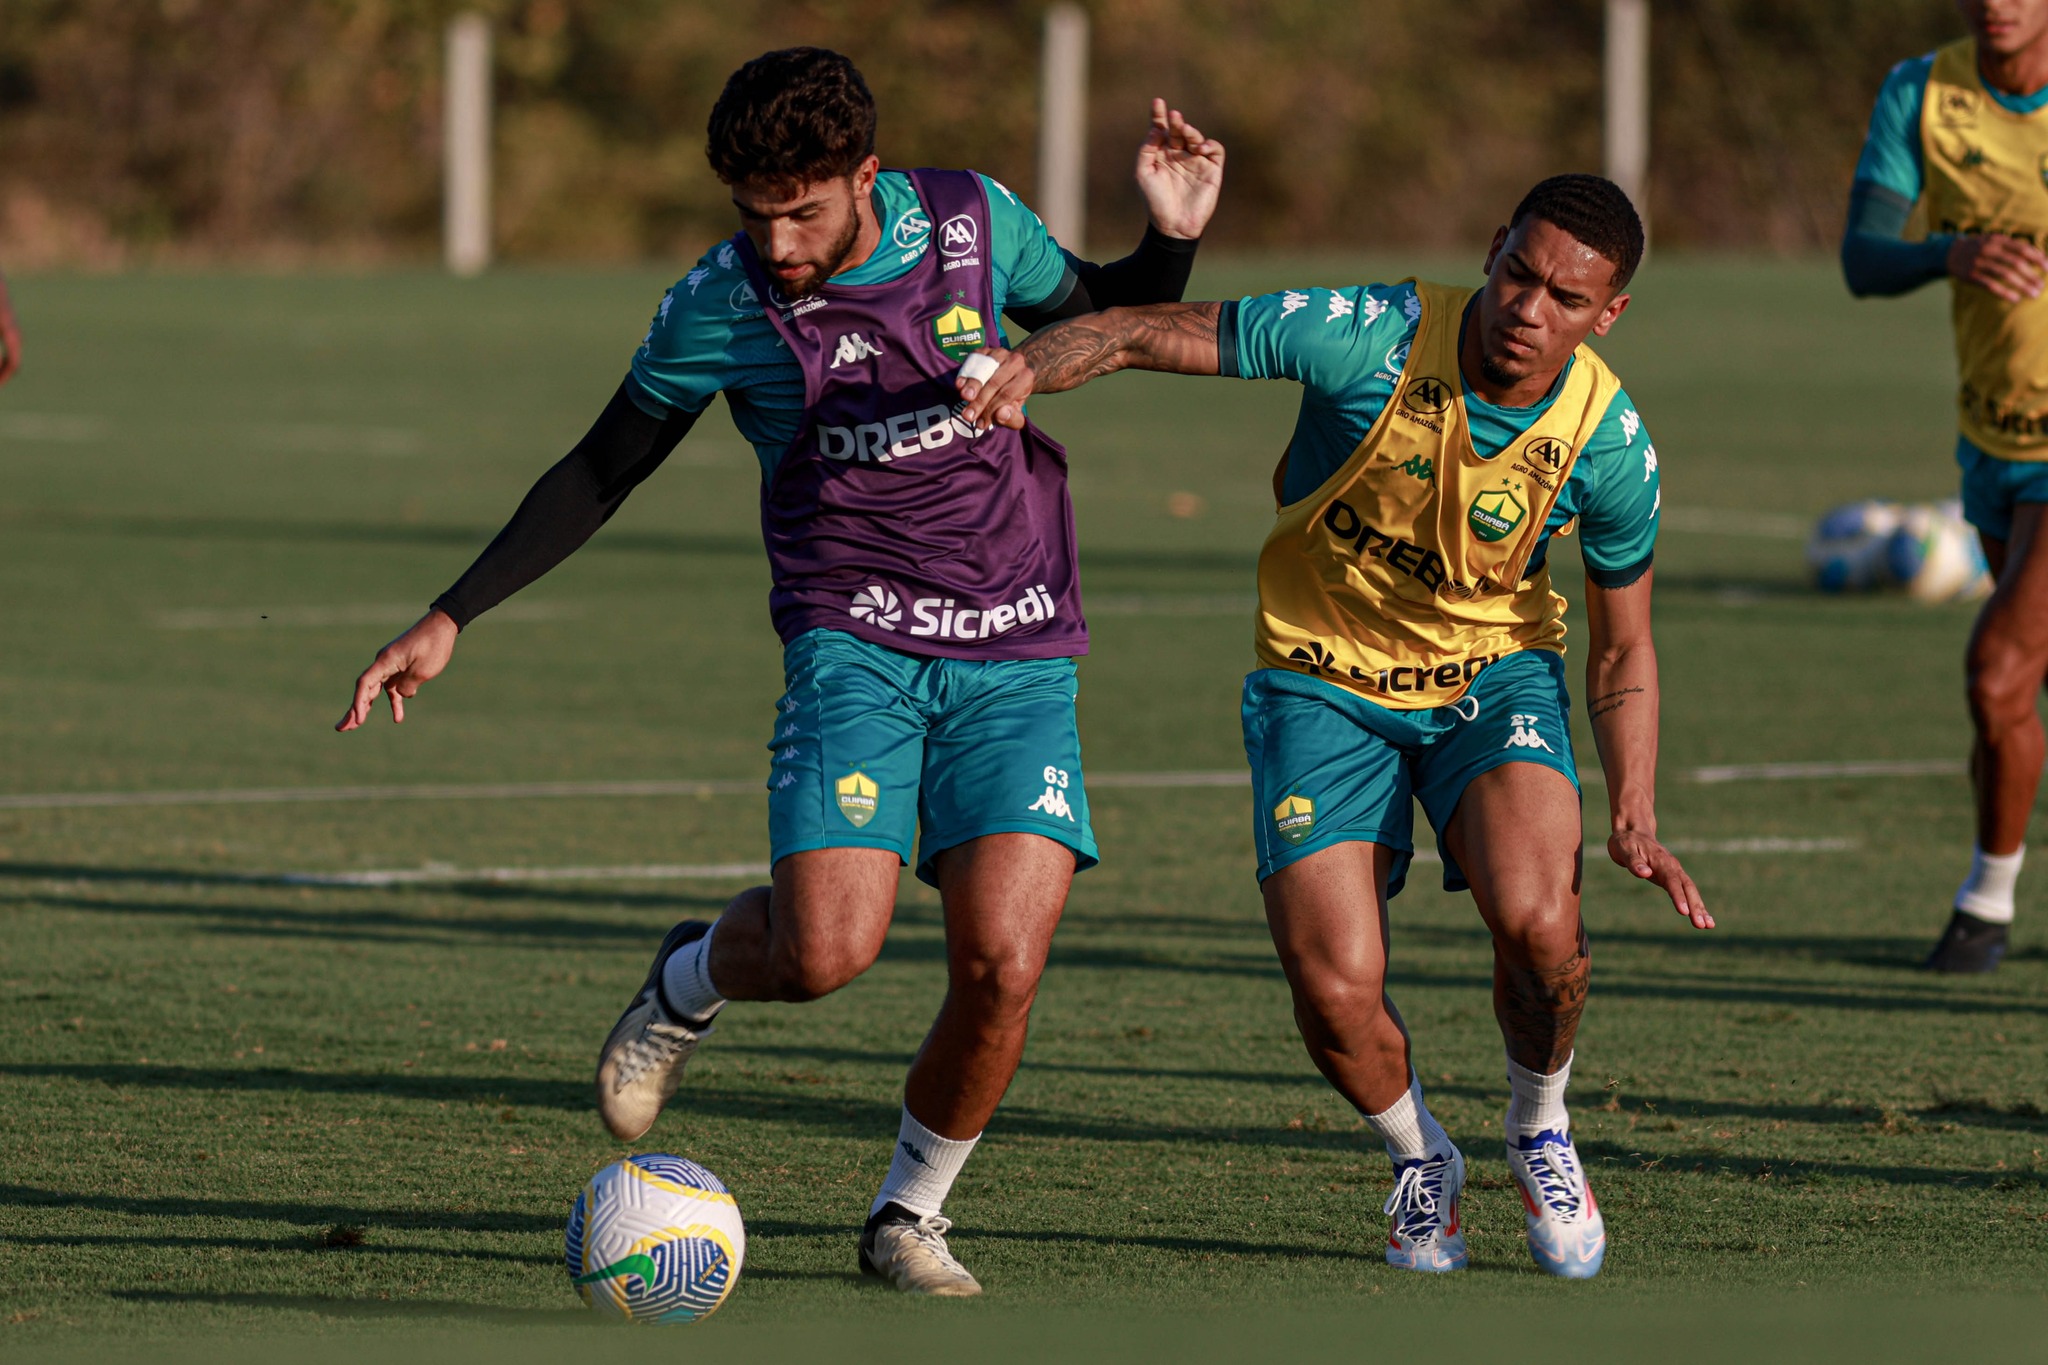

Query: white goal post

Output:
[445, 12, 493, 276]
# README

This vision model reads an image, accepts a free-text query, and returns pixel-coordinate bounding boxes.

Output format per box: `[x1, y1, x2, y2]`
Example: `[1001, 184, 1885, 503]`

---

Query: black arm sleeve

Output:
[431, 381, 700, 629]
[1003, 226, 1201, 331]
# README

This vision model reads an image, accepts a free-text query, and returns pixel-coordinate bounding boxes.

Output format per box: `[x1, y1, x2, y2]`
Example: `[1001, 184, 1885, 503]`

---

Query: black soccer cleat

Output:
[1922, 910, 2009, 974]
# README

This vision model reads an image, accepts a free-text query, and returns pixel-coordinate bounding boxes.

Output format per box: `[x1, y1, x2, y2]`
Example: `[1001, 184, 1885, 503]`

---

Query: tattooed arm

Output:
[1584, 569, 1714, 929]
[955, 302, 1223, 430]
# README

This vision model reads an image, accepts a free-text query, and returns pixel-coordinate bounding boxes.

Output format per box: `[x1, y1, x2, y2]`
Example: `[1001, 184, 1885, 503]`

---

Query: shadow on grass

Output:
[0, 1182, 559, 1235]
[109, 1289, 590, 1323]
[0, 1231, 553, 1265]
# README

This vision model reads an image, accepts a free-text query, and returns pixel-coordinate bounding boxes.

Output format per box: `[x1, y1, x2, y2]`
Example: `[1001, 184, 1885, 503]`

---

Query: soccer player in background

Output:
[958, 175, 1711, 1279]
[336, 48, 1224, 1294]
[1845, 0, 2048, 973]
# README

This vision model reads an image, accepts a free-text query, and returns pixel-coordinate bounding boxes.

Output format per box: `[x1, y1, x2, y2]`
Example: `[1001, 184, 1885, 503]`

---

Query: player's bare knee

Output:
[1493, 902, 1585, 972]
[1967, 642, 2044, 732]
[948, 947, 1045, 1023]
[1290, 962, 1390, 1032]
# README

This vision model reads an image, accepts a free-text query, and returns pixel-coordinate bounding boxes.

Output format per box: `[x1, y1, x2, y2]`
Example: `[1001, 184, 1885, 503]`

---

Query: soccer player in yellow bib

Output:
[958, 175, 1713, 1279]
[1846, 1, 2048, 972]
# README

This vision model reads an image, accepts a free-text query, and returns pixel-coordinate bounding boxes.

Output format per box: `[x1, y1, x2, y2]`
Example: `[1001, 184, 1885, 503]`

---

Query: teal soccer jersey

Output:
[1221, 281, 1660, 587]
[629, 171, 1072, 478]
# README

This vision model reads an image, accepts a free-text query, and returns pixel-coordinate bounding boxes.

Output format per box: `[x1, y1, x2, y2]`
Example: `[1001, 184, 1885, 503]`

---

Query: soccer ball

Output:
[1806, 499, 1904, 593]
[1884, 500, 1992, 603]
[566, 1154, 746, 1323]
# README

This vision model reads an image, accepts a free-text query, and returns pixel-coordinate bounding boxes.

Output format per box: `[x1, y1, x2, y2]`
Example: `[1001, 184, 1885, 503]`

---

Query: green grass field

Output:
[4, 255, 2048, 1359]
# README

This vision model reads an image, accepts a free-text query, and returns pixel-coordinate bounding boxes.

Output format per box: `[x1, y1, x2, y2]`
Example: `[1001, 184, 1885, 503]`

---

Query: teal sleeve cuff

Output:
[1217, 300, 1241, 378]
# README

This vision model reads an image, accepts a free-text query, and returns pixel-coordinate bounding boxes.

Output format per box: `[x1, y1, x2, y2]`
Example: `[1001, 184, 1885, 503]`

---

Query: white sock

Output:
[658, 922, 726, 1022]
[1506, 1052, 1572, 1138]
[1956, 845, 2024, 924]
[870, 1108, 979, 1219]
[1361, 1073, 1452, 1164]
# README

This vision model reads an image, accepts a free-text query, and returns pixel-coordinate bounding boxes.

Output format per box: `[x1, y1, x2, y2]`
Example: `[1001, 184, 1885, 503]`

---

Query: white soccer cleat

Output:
[1507, 1128, 1606, 1278]
[1382, 1146, 1468, 1272]
[594, 920, 720, 1142]
[859, 1204, 984, 1297]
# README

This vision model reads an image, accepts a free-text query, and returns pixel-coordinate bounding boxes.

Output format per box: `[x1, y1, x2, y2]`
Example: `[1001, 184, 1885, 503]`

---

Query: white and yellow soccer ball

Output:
[1806, 499, 1905, 593]
[566, 1154, 745, 1323]
[1884, 499, 1992, 603]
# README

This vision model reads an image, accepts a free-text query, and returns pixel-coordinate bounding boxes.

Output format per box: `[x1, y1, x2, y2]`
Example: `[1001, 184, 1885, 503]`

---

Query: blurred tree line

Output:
[0, 0, 1965, 267]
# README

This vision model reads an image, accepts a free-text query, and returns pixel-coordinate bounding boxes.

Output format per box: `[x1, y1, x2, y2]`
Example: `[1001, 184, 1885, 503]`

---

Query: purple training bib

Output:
[735, 169, 1087, 661]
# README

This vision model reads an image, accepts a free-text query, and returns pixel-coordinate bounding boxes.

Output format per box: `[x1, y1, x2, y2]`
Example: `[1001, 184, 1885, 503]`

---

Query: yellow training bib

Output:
[1253, 280, 1622, 710]
[1923, 37, 2048, 458]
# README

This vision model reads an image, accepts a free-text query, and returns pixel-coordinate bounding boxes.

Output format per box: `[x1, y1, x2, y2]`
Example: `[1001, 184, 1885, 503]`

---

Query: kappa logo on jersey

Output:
[1939, 85, 1979, 127]
[1617, 408, 1641, 444]
[893, 210, 932, 249]
[1326, 293, 1355, 323]
[1398, 454, 1435, 482]
[1504, 713, 1553, 752]
[1402, 290, 1423, 323]
[1029, 764, 1076, 821]
[1642, 442, 1658, 482]
[829, 332, 886, 369]
[817, 404, 979, 463]
[835, 771, 881, 827]
[938, 213, 978, 257]
[849, 584, 902, 630]
[1280, 290, 1311, 317]
[931, 303, 987, 359]
[716, 242, 737, 270]
[1272, 794, 1316, 846]
[1359, 294, 1389, 326]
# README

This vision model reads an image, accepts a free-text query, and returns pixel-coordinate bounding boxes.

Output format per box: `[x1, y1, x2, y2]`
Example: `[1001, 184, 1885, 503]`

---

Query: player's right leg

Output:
[1243, 668, 1466, 1272]
[1935, 452, 2048, 971]
[596, 629, 924, 1140]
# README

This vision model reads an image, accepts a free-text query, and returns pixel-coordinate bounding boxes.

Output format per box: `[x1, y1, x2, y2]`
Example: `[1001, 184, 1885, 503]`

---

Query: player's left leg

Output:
[1933, 483, 2048, 970]
[1443, 763, 1603, 1278]
[1420, 651, 1602, 1278]
[858, 656, 1097, 1296]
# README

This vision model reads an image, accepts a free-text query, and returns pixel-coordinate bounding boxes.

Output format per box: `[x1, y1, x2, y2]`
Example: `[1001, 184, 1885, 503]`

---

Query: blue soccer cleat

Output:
[1507, 1129, 1606, 1278]
[1382, 1146, 1468, 1272]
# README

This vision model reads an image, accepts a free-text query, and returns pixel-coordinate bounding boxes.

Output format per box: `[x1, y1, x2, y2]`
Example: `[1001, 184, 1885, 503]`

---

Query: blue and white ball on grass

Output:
[1884, 499, 1992, 603]
[566, 1154, 745, 1323]
[1805, 499, 1905, 593]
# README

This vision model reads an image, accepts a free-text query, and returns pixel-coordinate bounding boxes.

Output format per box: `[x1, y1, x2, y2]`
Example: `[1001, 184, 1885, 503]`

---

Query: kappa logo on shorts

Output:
[1028, 765, 1076, 821]
[836, 771, 880, 827]
[1503, 714, 1554, 752]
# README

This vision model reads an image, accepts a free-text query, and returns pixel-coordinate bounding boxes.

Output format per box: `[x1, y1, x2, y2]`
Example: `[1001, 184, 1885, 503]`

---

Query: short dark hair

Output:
[1508, 174, 1645, 288]
[706, 47, 877, 191]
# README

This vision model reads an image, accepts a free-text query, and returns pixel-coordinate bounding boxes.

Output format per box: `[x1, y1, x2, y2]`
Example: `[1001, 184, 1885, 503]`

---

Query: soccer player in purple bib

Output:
[336, 48, 1223, 1294]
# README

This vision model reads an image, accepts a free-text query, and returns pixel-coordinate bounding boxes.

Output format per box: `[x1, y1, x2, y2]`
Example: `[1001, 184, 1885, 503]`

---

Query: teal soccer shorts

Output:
[1242, 649, 1579, 895]
[1957, 435, 2048, 542]
[766, 628, 1099, 886]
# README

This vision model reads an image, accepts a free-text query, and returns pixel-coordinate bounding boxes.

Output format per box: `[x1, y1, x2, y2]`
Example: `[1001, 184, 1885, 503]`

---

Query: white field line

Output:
[0, 412, 113, 442]
[153, 601, 578, 631]
[1659, 506, 1810, 540]
[246, 424, 423, 457]
[0, 759, 1964, 813]
[1410, 836, 1855, 864]
[279, 861, 771, 887]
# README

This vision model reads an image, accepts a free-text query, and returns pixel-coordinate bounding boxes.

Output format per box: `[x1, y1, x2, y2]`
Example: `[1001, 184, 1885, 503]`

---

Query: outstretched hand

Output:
[336, 610, 459, 731]
[1134, 97, 1224, 241]
[1609, 830, 1714, 930]
[955, 347, 1036, 431]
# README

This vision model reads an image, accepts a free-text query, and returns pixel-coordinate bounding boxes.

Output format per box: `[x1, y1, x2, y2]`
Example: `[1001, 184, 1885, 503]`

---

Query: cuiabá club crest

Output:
[1467, 482, 1527, 543]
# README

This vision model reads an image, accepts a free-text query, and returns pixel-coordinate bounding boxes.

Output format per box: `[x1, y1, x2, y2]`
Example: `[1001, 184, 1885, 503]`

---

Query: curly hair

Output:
[1509, 174, 1645, 288]
[706, 47, 877, 191]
